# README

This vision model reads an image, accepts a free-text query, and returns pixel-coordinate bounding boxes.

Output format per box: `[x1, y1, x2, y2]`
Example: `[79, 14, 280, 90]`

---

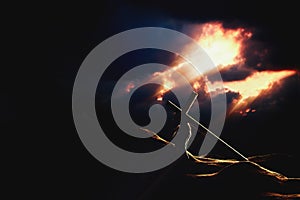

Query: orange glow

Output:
[159, 78, 176, 95]
[224, 70, 296, 112]
[238, 108, 256, 116]
[146, 21, 296, 111]
[151, 22, 253, 100]
[125, 82, 135, 93]
[162, 78, 175, 91]
[157, 96, 163, 101]
[193, 81, 201, 90]
[195, 22, 252, 68]
[154, 72, 176, 96]
[151, 62, 194, 99]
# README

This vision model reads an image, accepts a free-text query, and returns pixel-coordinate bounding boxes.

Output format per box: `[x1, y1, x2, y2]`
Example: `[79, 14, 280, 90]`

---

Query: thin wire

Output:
[168, 100, 249, 161]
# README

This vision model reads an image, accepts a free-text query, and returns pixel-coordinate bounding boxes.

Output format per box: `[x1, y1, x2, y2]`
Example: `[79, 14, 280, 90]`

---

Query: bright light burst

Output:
[123, 22, 297, 115]
[224, 70, 296, 112]
[194, 22, 252, 68]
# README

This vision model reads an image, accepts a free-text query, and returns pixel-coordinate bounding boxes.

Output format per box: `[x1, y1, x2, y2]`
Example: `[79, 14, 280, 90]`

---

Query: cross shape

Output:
[168, 91, 249, 161]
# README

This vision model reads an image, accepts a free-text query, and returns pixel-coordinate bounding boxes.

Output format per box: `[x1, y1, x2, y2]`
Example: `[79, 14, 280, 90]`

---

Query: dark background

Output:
[5, 0, 299, 199]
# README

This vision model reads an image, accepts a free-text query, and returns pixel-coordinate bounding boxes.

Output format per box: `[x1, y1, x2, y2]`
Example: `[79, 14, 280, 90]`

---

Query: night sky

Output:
[10, 1, 300, 199]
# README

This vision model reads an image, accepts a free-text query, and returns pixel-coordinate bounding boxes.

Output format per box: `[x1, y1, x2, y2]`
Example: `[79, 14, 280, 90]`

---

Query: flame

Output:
[239, 108, 256, 116]
[224, 70, 296, 112]
[144, 21, 296, 113]
[151, 61, 198, 98]
[153, 70, 177, 96]
[156, 78, 175, 100]
[195, 22, 252, 68]
[161, 77, 176, 93]
[152, 22, 252, 99]
[125, 82, 135, 93]
[193, 81, 201, 90]
[157, 96, 163, 101]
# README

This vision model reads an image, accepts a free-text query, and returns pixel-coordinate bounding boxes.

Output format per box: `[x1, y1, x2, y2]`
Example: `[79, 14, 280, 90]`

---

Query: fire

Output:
[194, 22, 252, 68]
[224, 70, 296, 112]
[145, 21, 296, 113]
[161, 78, 175, 93]
[125, 82, 135, 93]
[156, 78, 175, 100]
[193, 81, 201, 90]
[152, 22, 252, 99]
[153, 70, 177, 96]
[151, 61, 198, 99]
[239, 108, 256, 116]
[156, 96, 163, 101]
